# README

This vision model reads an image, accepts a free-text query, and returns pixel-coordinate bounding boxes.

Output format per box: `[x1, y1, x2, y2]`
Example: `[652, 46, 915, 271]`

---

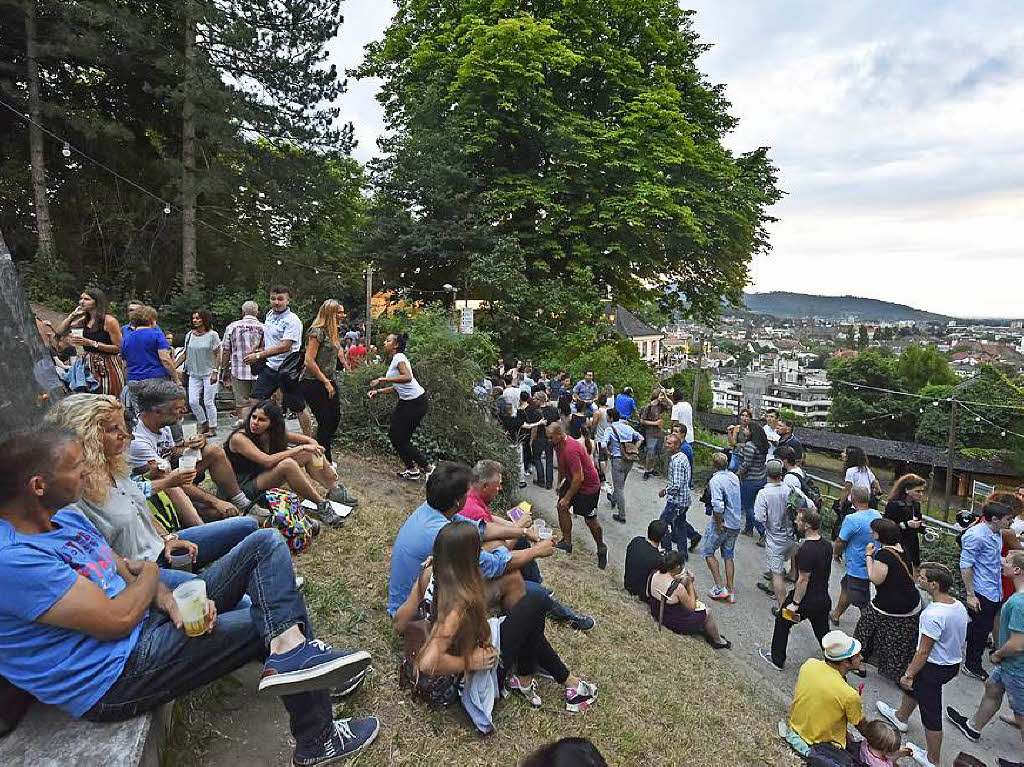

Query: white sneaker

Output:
[707, 585, 728, 600]
[875, 700, 908, 733]
[906, 742, 934, 767]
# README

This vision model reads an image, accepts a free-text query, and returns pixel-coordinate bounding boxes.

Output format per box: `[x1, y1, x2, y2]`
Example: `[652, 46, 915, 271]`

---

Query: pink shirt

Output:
[556, 436, 602, 495]
[460, 488, 494, 523]
[859, 742, 895, 767]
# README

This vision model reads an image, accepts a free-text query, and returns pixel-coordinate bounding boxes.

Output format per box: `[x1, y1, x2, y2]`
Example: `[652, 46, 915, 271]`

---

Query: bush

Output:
[543, 333, 657, 398]
[336, 308, 520, 507]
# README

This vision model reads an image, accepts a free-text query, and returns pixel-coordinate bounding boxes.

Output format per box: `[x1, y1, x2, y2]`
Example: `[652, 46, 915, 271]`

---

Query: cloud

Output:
[329, 1, 1024, 317]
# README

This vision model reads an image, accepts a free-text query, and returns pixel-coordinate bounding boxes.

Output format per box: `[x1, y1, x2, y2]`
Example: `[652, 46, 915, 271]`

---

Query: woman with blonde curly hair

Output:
[47, 394, 257, 569]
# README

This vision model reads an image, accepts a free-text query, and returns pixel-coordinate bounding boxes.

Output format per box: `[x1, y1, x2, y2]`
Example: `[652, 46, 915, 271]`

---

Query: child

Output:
[858, 720, 910, 767]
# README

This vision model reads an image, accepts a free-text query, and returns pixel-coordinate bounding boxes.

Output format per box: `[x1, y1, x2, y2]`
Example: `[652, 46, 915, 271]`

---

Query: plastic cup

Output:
[71, 328, 85, 355]
[537, 527, 552, 540]
[311, 453, 325, 470]
[179, 454, 198, 472]
[166, 545, 193, 572]
[172, 580, 208, 637]
[181, 422, 198, 441]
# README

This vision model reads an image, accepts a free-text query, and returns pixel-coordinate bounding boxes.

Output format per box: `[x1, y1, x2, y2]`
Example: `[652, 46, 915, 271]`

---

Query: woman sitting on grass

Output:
[647, 551, 731, 649]
[411, 522, 598, 714]
[223, 399, 351, 527]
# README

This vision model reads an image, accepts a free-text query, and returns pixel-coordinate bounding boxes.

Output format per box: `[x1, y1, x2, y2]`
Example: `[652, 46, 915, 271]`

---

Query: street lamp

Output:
[443, 283, 459, 331]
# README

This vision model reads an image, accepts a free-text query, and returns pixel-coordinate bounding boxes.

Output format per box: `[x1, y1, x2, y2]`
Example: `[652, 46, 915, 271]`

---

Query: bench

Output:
[0, 702, 171, 767]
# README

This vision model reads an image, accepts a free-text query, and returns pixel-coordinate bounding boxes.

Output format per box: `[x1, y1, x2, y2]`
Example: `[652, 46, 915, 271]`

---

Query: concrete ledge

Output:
[0, 702, 171, 767]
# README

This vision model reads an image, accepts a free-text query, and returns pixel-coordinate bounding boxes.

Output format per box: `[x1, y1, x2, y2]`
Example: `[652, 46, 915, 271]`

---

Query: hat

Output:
[821, 630, 861, 662]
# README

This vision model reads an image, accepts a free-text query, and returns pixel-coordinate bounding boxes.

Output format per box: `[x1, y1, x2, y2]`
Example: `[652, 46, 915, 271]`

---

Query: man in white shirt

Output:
[763, 409, 781, 460]
[244, 285, 311, 434]
[670, 390, 694, 444]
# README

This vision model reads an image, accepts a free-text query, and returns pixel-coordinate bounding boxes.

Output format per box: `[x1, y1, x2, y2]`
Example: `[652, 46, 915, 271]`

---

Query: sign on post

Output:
[459, 307, 474, 334]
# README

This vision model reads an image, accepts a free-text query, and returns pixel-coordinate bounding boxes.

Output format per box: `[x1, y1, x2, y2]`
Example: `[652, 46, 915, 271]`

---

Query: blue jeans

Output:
[83, 529, 333, 750]
[659, 500, 699, 557]
[523, 579, 574, 622]
[740, 478, 766, 536]
[158, 516, 259, 569]
[610, 456, 634, 518]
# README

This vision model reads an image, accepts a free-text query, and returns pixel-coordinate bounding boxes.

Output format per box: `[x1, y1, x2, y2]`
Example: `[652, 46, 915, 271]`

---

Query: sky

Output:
[329, 2, 1024, 318]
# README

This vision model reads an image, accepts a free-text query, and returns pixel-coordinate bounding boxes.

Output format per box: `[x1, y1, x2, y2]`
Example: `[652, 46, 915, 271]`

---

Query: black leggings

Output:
[299, 379, 340, 462]
[389, 392, 430, 470]
[500, 590, 569, 683]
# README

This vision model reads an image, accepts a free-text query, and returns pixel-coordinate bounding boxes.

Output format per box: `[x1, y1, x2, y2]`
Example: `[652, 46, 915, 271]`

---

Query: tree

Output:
[358, 0, 782, 335]
[857, 324, 869, 349]
[826, 349, 915, 440]
[660, 369, 713, 412]
[897, 343, 956, 392]
[0, 227, 64, 438]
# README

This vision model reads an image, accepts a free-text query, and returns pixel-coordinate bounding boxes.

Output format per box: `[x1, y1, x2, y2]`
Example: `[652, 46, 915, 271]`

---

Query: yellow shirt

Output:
[789, 659, 864, 748]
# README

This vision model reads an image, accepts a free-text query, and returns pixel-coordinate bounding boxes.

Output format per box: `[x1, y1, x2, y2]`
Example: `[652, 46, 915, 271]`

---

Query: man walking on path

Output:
[703, 452, 742, 603]
[615, 387, 637, 422]
[548, 422, 608, 570]
[640, 390, 670, 480]
[759, 509, 833, 670]
[831, 485, 881, 626]
[572, 371, 599, 415]
[601, 407, 642, 525]
[755, 460, 813, 607]
[221, 300, 264, 425]
[960, 502, 1016, 681]
[948, 550, 1024, 767]
[658, 433, 700, 557]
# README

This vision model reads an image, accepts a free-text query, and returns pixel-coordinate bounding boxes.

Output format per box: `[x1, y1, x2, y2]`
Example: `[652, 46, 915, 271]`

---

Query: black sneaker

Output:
[606, 492, 616, 507]
[962, 666, 989, 682]
[567, 613, 596, 632]
[756, 581, 775, 596]
[946, 706, 981, 741]
[642, 471, 651, 481]
[612, 513, 626, 524]
[292, 716, 380, 765]
[314, 500, 345, 528]
[997, 759, 1024, 767]
[597, 544, 608, 570]
[555, 540, 573, 554]
[688, 535, 702, 553]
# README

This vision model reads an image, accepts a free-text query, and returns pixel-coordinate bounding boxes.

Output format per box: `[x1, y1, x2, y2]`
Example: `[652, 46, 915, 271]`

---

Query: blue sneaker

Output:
[292, 716, 380, 765]
[259, 640, 371, 696]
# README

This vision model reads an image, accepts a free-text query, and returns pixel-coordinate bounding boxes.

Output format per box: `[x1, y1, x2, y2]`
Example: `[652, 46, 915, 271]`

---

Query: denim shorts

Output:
[701, 524, 739, 560]
[841, 575, 871, 608]
[991, 666, 1024, 715]
[645, 435, 663, 459]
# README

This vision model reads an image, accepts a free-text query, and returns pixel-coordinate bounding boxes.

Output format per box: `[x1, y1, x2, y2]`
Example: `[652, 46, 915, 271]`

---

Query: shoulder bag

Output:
[611, 424, 640, 463]
[398, 568, 462, 707]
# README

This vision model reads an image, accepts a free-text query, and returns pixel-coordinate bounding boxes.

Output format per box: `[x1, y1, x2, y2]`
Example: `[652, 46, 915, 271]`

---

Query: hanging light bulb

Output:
[276, 259, 282, 266]
[163, 205, 171, 214]
[62, 141, 71, 158]
[919, 408, 924, 413]
[933, 401, 939, 407]
[1002, 431, 1007, 437]
[975, 416, 981, 422]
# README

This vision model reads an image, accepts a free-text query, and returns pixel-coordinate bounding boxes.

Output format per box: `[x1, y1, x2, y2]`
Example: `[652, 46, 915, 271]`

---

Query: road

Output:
[520, 462, 1021, 767]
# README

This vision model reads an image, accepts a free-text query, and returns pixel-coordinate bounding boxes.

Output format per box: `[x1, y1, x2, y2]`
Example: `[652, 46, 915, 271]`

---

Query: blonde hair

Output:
[309, 299, 342, 349]
[46, 394, 129, 503]
[863, 719, 901, 754]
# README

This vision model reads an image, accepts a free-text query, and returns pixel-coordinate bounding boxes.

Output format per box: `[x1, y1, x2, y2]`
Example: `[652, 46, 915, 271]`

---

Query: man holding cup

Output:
[0, 427, 380, 763]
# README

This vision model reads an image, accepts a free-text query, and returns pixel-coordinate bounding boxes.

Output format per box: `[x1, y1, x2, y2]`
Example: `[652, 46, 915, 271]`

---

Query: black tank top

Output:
[83, 323, 114, 354]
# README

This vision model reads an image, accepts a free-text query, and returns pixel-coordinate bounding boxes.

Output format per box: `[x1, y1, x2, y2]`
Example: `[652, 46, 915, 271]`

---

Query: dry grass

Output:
[171, 452, 799, 767]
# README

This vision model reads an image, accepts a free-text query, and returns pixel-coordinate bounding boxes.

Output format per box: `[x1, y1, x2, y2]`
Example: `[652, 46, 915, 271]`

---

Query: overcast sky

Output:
[330, 2, 1024, 318]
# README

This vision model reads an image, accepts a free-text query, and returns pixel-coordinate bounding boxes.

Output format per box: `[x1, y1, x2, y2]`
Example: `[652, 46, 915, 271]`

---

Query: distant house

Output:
[609, 305, 664, 364]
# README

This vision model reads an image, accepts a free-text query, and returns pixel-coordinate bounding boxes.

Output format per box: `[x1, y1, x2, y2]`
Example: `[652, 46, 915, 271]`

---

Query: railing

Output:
[693, 439, 962, 539]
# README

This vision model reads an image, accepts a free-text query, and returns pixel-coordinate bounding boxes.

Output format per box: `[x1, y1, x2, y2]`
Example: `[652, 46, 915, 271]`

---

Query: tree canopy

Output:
[358, 0, 782, 354]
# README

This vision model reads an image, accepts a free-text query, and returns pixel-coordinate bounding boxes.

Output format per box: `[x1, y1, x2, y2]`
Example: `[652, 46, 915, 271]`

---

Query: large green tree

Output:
[358, 0, 782, 354]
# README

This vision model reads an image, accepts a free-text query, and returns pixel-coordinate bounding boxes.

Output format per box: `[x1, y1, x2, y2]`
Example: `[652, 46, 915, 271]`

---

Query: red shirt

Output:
[556, 437, 602, 495]
[460, 487, 494, 523]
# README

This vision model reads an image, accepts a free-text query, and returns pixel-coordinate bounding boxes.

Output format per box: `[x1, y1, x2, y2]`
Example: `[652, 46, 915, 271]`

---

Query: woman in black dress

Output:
[885, 473, 927, 572]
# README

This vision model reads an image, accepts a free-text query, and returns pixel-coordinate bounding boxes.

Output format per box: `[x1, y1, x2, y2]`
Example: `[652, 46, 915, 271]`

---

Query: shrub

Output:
[544, 334, 657, 398]
[337, 308, 520, 506]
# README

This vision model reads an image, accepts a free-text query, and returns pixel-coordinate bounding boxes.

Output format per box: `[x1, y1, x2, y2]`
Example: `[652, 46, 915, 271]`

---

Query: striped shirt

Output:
[666, 451, 691, 507]
[221, 316, 264, 381]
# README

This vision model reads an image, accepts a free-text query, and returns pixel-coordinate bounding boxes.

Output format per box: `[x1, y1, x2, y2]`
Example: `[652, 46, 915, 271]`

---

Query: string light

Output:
[61, 141, 71, 158]
[834, 380, 1024, 412]
[163, 205, 171, 214]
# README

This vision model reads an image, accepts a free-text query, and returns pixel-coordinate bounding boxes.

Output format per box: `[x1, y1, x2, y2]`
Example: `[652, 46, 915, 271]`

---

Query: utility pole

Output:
[364, 263, 373, 346]
[692, 334, 705, 410]
[943, 398, 959, 519]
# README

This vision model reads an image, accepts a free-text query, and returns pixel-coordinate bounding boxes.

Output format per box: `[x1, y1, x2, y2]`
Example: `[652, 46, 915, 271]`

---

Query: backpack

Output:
[261, 488, 316, 554]
[787, 469, 822, 511]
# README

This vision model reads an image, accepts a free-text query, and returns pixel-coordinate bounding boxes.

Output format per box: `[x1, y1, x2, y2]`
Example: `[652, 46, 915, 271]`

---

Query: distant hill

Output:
[739, 292, 950, 322]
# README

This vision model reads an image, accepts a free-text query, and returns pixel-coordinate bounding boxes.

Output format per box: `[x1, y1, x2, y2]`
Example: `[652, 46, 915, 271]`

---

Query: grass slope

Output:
[168, 453, 798, 767]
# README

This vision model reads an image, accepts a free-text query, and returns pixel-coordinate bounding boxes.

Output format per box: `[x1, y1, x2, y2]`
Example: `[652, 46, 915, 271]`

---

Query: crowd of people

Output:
[9, 306, 1024, 766]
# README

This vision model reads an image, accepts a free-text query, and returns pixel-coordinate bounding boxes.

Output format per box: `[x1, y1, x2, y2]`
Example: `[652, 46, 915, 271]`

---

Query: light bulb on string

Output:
[276, 259, 282, 266]
[163, 205, 171, 214]
[62, 141, 71, 158]
[933, 401, 939, 407]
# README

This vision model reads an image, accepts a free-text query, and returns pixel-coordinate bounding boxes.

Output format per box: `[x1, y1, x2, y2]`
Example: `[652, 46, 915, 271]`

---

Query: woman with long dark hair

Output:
[885, 473, 927, 570]
[736, 420, 769, 544]
[54, 287, 126, 396]
[367, 332, 434, 480]
[223, 399, 350, 525]
[414, 522, 597, 715]
[180, 309, 222, 435]
[835, 446, 883, 540]
[727, 408, 752, 472]
[299, 299, 346, 463]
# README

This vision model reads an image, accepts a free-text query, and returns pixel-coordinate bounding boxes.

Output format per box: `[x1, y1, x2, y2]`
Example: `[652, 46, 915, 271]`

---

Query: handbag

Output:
[277, 349, 305, 384]
[611, 424, 640, 463]
[397, 567, 462, 707]
[261, 488, 316, 554]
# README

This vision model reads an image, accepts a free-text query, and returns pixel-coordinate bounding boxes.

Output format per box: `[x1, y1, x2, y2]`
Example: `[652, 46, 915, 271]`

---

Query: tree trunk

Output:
[181, 0, 197, 288]
[25, 0, 56, 262]
[0, 228, 64, 439]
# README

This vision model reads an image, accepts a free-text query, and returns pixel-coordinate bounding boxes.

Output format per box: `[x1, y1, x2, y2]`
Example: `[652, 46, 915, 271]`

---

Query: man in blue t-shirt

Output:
[614, 387, 637, 421]
[830, 485, 881, 624]
[0, 428, 379, 763]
